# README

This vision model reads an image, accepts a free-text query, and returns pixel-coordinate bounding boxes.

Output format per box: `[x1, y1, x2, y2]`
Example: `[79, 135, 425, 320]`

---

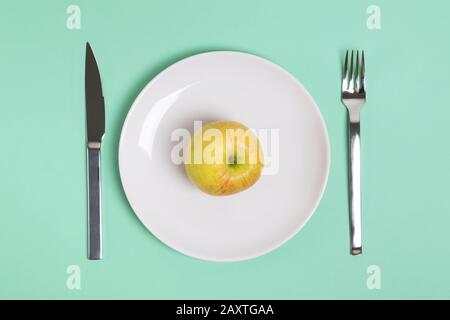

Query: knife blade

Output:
[85, 42, 105, 260]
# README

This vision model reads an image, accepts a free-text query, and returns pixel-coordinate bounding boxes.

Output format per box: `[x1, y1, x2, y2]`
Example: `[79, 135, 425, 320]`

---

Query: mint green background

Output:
[1, 0, 450, 299]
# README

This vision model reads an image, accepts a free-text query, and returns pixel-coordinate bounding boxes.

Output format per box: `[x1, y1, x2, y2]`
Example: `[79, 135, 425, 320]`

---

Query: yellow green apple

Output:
[184, 121, 264, 196]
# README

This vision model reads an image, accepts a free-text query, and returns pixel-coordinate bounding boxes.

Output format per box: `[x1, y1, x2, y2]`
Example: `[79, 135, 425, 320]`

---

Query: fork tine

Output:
[361, 50, 366, 92]
[349, 51, 354, 92]
[342, 50, 349, 91]
[355, 50, 359, 92]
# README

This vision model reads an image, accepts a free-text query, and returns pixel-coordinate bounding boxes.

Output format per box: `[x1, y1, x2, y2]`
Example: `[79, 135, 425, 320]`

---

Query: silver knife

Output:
[85, 42, 105, 260]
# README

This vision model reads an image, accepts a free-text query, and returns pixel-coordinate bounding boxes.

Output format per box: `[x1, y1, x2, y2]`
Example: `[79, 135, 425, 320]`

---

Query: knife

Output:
[85, 42, 105, 260]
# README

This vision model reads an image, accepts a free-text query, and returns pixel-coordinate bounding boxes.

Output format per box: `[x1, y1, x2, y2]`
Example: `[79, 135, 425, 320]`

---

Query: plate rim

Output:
[118, 50, 331, 262]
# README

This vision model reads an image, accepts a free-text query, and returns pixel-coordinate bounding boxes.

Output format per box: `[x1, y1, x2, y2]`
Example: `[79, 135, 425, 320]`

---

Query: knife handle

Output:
[87, 147, 102, 260]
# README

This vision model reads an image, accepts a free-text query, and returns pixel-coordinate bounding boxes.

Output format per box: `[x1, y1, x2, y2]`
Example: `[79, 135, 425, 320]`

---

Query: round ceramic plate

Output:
[119, 51, 330, 261]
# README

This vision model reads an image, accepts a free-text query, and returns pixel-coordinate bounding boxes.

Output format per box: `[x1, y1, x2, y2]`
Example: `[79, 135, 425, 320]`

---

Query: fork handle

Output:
[348, 118, 362, 255]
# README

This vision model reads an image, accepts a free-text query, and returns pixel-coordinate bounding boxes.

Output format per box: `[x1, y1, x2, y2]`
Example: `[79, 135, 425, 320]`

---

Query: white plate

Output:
[119, 51, 330, 261]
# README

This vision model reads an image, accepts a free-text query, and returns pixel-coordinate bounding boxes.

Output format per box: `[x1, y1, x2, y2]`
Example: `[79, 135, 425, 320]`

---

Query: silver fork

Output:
[341, 50, 366, 255]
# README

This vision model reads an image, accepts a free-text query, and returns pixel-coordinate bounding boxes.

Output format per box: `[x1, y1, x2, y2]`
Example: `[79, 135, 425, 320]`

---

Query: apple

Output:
[184, 121, 264, 196]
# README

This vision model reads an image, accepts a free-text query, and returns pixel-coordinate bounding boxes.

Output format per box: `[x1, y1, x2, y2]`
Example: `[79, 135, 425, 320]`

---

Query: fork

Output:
[341, 50, 366, 255]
